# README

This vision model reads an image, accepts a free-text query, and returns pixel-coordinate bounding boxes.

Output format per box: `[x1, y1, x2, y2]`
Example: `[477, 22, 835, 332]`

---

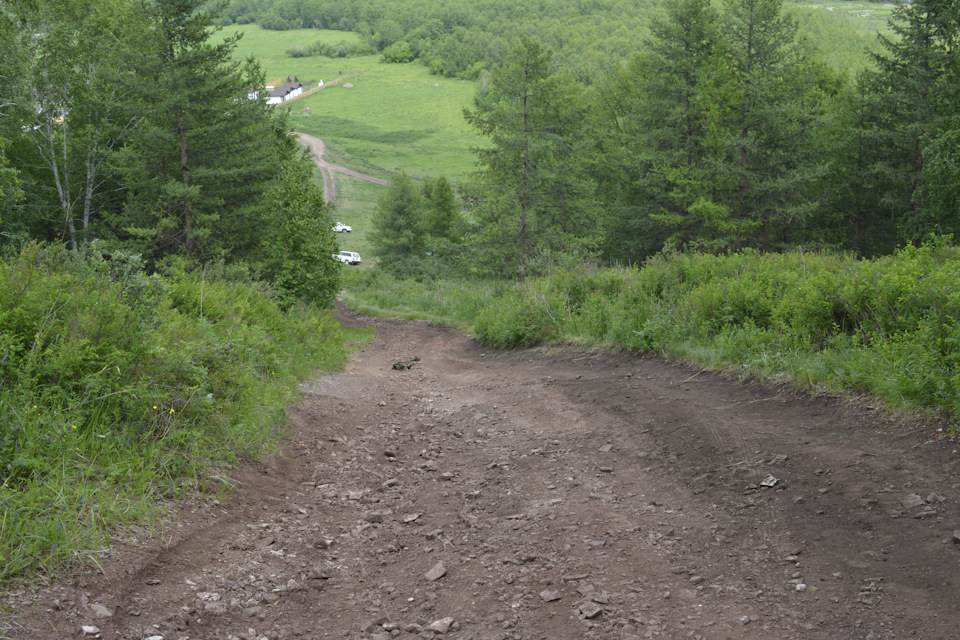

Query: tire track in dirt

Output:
[7, 307, 960, 640]
[296, 132, 388, 203]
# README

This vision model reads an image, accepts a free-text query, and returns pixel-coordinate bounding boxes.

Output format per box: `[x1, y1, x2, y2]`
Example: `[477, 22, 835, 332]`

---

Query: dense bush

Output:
[286, 38, 372, 58]
[0, 244, 345, 579]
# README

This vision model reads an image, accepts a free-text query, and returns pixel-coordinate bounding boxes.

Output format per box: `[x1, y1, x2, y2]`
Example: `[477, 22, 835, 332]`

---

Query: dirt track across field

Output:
[296, 133, 388, 203]
[7, 307, 960, 640]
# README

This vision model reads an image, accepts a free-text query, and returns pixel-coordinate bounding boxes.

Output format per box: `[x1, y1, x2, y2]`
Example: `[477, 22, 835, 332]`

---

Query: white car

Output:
[333, 251, 361, 265]
[332, 222, 352, 233]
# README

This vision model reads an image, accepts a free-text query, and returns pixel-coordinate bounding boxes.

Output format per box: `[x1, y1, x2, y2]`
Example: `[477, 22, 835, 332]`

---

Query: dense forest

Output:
[319, 0, 960, 278]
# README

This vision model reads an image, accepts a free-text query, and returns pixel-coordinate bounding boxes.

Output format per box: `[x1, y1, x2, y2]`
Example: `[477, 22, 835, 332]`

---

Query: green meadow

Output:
[326, 175, 383, 268]
[221, 25, 481, 182]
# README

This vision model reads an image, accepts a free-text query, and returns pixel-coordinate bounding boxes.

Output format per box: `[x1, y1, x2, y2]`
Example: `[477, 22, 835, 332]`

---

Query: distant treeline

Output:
[213, 0, 879, 82]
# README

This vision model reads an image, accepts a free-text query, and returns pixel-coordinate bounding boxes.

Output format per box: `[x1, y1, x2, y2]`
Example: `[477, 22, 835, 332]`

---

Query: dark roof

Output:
[268, 81, 305, 97]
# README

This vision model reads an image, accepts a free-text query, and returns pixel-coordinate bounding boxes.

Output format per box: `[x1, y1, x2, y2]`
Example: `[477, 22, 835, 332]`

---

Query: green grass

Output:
[219, 24, 481, 183]
[323, 174, 387, 269]
[0, 245, 346, 582]
[224, 25, 361, 80]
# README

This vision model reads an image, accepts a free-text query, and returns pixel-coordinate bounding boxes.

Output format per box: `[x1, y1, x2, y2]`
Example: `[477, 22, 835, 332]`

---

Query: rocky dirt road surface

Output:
[7, 307, 960, 640]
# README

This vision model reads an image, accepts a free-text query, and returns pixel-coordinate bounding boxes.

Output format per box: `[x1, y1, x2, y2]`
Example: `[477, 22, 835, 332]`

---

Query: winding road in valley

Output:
[296, 132, 389, 203]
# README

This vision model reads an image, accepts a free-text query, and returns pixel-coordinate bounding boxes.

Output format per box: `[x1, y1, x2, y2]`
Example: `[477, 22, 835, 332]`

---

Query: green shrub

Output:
[0, 244, 345, 581]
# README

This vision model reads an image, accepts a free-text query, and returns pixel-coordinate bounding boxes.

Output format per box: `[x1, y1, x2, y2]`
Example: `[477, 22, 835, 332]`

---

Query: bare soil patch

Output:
[7, 307, 960, 640]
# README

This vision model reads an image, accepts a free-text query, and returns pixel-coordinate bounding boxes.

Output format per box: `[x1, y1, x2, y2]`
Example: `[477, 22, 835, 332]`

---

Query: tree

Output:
[864, 0, 960, 242]
[686, 0, 830, 250]
[463, 37, 599, 278]
[369, 172, 426, 265]
[0, 0, 31, 232]
[815, 73, 900, 255]
[588, 0, 718, 261]
[420, 176, 461, 247]
[257, 155, 340, 307]
[16, 0, 140, 250]
[115, 0, 287, 267]
[381, 40, 415, 63]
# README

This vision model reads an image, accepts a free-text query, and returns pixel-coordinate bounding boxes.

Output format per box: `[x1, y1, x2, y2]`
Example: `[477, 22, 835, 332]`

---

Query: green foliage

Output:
[474, 282, 562, 348]
[0, 138, 23, 225]
[859, 0, 960, 244]
[257, 155, 341, 307]
[464, 37, 600, 278]
[369, 173, 427, 262]
[9, 0, 140, 250]
[368, 172, 464, 278]
[286, 38, 369, 58]
[381, 41, 415, 63]
[114, 0, 290, 266]
[464, 240, 960, 419]
[345, 235, 960, 423]
[0, 243, 345, 580]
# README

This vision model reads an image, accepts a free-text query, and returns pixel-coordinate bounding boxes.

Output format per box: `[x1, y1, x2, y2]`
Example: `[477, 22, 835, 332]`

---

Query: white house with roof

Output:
[256, 76, 322, 105]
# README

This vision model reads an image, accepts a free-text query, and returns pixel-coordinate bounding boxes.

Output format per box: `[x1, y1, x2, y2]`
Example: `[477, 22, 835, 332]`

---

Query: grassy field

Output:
[326, 174, 386, 269]
[220, 25, 481, 183]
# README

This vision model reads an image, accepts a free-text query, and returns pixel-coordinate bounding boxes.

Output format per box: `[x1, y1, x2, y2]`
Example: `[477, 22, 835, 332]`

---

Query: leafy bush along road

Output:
[344, 241, 960, 421]
[9, 307, 960, 639]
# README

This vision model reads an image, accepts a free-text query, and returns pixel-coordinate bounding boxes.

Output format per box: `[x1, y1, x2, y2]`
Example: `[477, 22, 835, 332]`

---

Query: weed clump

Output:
[0, 244, 345, 581]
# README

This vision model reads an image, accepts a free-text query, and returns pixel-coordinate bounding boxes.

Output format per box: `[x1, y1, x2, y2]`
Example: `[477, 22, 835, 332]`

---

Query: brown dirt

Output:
[296, 133, 388, 204]
[7, 307, 960, 640]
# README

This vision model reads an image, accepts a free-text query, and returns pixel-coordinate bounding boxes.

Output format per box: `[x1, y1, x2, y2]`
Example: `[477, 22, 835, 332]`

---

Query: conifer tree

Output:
[865, 0, 960, 241]
[420, 176, 461, 247]
[369, 172, 426, 263]
[691, 0, 829, 250]
[463, 37, 598, 278]
[589, 0, 717, 260]
[115, 0, 286, 266]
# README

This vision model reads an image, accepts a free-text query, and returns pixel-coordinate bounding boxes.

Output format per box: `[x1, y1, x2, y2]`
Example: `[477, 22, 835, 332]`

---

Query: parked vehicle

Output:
[333, 251, 362, 265]
[332, 222, 352, 233]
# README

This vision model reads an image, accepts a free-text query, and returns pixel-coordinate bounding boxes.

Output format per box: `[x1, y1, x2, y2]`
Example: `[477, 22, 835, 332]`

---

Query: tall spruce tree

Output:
[369, 172, 426, 266]
[589, 0, 718, 260]
[115, 0, 286, 266]
[691, 0, 829, 250]
[420, 175, 462, 247]
[463, 37, 598, 278]
[865, 0, 960, 242]
[816, 74, 900, 255]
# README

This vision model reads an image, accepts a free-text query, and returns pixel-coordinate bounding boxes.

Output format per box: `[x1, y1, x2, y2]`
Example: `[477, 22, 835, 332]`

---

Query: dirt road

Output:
[8, 308, 960, 640]
[296, 133, 389, 203]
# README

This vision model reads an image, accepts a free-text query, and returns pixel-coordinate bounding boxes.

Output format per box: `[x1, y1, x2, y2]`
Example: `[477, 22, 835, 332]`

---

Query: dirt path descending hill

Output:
[296, 133, 389, 203]
[7, 307, 960, 640]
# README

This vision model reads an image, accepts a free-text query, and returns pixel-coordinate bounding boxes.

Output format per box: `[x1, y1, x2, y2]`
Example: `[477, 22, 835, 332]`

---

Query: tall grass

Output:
[0, 244, 345, 581]
[346, 240, 960, 422]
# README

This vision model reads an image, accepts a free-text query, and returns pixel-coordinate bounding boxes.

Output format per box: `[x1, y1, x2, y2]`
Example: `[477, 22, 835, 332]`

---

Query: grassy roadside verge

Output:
[343, 240, 960, 424]
[0, 244, 346, 582]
